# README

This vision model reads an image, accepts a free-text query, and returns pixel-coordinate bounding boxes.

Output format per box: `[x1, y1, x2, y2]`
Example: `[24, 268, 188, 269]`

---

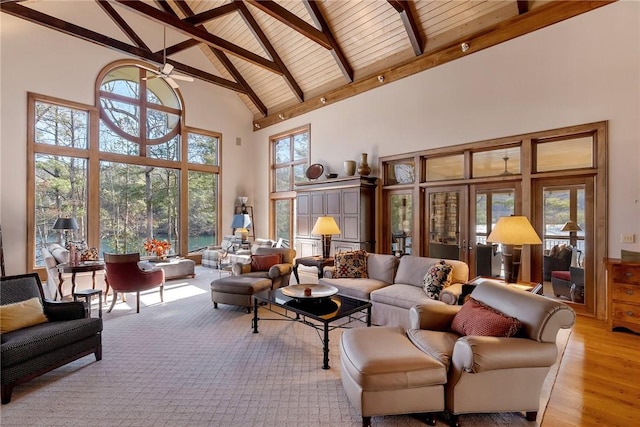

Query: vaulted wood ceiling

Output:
[2, 0, 613, 130]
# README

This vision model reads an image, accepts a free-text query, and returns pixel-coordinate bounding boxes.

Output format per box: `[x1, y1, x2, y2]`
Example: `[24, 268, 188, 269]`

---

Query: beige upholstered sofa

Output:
[201, 237, 275, 268]
[339, 278, 576, 426]
[320, 253, 469, 329]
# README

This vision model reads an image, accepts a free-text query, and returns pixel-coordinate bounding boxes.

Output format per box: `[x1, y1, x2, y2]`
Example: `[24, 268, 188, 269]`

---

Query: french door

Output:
[423, 186, 468, 262]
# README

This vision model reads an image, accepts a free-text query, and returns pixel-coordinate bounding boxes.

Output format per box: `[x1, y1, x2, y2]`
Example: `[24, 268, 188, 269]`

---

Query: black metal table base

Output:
[252, 297, 371, 369]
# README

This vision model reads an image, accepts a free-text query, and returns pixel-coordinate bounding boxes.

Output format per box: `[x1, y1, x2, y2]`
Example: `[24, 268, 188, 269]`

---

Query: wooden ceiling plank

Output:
[96, 0, 149, 50]
[304, 0, 354, 83]
[387, 0, 424, 56]
[113, 0, 281, 74]
[171, 0, 268, 117]
[245, 0, 330, 49]
[0, 2, 245, 93]
[235, 0, 304, 102]
[183, 2, 239, 25]
[253, 0, 615, 130]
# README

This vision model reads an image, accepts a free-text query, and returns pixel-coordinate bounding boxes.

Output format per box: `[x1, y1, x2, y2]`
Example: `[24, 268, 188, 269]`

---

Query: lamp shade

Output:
[487, 216, 542, 245]
[311, 216, 341, 236]
[53, 217, 79, 230]
[561, 220, 582, 232]
[231, 214, 252, 229]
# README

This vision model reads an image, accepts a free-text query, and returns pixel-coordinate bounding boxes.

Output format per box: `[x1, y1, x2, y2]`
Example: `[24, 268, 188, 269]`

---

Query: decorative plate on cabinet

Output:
[305, 163, 324, 180]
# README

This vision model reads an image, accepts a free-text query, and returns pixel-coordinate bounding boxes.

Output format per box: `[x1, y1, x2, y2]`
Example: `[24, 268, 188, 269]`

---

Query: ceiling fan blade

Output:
[165, 77, 180, 89]
[171, 74, 194, 82]
[142, 74, 158, 81]
[161, 63, 174, 75]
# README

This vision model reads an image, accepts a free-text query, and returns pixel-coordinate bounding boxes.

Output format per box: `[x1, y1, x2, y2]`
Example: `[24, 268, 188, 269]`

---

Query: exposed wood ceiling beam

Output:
[113, 0, 281, 74]
[303, 0, 353, 83]
[235, 0, 304, 102]
[253, 0, 614, 130]
[162, 38, 201, 56]
[169, 0, 268, 117]
[183, 2, 239, 25]
[388, 0, 424, 56]
[0, 2, 245, 93]
[245, 0, 330, 49]
[517, 1, 530, 15]
[96, 0, 149, 50]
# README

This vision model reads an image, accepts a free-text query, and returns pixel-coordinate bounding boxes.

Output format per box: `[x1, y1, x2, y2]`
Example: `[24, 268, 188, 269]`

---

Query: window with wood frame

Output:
[27, 60, 221, 269]
[269, 125, 310, 243]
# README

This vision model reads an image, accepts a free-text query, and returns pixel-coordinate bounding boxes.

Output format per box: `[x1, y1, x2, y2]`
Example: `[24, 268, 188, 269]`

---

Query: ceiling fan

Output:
[143, 27, 194, 89]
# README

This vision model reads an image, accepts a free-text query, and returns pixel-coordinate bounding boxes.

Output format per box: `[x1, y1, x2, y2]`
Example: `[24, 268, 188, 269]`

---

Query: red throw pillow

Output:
[450, 297, 521, 337]
[250, 253, 283, 272]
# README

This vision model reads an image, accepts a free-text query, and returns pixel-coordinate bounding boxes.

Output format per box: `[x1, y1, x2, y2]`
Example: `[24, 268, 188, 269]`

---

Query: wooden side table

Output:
[293, 256, 335, 284]
[57, 262, 105, 300]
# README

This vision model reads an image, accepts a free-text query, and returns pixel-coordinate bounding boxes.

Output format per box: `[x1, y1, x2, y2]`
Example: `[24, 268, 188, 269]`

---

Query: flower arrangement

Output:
[143, 238, 171, 258]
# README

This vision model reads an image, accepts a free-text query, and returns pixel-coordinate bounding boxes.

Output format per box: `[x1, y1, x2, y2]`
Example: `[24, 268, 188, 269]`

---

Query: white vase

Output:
[344, 160, 356, 176]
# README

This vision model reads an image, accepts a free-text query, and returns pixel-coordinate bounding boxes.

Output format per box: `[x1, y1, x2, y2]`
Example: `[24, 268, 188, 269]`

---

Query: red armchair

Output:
[104, 253, 164, 313]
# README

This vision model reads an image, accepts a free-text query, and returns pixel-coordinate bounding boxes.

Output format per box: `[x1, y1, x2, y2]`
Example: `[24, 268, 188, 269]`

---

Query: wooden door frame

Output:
[422, 185, 469, 262]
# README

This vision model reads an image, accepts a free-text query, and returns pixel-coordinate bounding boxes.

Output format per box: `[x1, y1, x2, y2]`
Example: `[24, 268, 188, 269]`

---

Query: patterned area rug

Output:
[1, 268, 570, 426]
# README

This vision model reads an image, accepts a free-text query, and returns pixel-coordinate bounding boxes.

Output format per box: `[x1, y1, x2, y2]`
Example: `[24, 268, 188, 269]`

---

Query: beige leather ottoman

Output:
[210, 276, 272, 313]
[340, 326, 446, 427]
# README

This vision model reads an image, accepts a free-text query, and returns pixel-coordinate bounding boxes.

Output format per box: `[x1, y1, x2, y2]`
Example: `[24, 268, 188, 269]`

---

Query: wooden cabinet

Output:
[294, 176, 377, 258]
[605, 259, 640, 334]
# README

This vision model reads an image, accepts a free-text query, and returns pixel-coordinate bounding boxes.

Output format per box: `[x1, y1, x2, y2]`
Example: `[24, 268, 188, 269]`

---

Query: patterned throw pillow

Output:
[334, 250, 368, 278]
[423, 260, 453, 300]
[250, 253, 283, 272]
[450, 297, 521, 337]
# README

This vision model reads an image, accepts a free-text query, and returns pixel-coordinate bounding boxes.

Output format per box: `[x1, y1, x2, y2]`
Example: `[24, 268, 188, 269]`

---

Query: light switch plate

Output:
[621, 233, 636, 244]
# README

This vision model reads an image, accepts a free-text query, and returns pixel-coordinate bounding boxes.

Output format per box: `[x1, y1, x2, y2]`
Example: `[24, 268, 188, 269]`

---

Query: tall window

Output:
[28, 60, 221, 268]
[270, 125, 310, 242]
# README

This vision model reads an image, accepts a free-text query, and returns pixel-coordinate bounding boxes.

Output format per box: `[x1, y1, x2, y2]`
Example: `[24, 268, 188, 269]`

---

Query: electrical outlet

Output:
[621, 233, 636, 244]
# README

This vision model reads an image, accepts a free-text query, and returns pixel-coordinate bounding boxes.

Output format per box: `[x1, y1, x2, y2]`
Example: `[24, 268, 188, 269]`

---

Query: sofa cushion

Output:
[395, 256, 439, 287]
[319, 277, 388, 300]
[371, 284, 442, 310]
[334, 250, 368, 278]
[366, 253, 399, 283]
[0, 318, 102, 367]
[450, 297, 521, 337]
[251, 253, 282, 272]
[423, 260, 453, 300]
[0, 297, 48, 333]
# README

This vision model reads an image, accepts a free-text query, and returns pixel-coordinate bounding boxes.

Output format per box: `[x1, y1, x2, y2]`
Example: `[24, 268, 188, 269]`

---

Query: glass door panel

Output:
[469, 184, 518, 278]
[389, 192, 412, 256]
[425, 187, 468, 261]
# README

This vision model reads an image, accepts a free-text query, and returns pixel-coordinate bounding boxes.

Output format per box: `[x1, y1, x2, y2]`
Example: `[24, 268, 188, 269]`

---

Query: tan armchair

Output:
[230, 247, 296, 290]
[408, 279, 575, 426]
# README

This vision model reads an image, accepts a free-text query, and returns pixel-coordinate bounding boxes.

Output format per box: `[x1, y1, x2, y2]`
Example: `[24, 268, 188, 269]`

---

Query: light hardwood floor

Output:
[543, 315, 640, 426]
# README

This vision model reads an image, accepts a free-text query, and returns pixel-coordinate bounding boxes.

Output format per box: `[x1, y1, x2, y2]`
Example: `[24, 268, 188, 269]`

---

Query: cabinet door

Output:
[296, 238, 320, 258]
[342, 189, 361, 241]
[297, 193, 311, 237]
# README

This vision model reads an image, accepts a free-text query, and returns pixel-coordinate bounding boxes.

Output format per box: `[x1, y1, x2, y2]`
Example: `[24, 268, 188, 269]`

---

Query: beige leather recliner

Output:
[407, 279, 576, 426]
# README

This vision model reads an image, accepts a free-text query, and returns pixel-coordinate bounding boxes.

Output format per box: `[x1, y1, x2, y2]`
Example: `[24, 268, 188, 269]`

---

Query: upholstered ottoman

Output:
[340, 326, 446, 427]
[139, 258, 195, 280]
[210, 276, 272, 313]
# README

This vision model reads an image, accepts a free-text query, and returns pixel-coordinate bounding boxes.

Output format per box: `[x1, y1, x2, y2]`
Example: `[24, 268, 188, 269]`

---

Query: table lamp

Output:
[487, 215, 542, 283]
[231, 213, 252, 241]
[311, 216, 341, 259]
[561, 220, 581, 247]
[53, 217, 79, 249]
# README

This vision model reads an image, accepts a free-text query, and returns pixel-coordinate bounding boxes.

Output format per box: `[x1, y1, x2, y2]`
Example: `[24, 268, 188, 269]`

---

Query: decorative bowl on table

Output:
[325, 173, 338, 179]
[281, 284, 338, 299]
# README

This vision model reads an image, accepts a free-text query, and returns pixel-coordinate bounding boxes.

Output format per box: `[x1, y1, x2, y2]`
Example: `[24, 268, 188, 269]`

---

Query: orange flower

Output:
[143, 238, 171, 256]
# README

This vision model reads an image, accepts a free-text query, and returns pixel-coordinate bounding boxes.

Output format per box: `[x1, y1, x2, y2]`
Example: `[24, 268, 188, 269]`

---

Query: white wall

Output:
[2, 2, 639, 274]
[0, 13, 253, 274]
[252, 1, 640, 257]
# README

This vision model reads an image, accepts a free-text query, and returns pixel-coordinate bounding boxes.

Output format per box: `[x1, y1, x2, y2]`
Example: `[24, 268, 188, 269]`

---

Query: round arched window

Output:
[98, 63, 182, 157]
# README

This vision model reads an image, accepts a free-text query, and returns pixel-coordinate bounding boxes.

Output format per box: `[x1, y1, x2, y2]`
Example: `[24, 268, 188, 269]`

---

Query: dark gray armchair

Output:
[1, 273, 102, 404]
